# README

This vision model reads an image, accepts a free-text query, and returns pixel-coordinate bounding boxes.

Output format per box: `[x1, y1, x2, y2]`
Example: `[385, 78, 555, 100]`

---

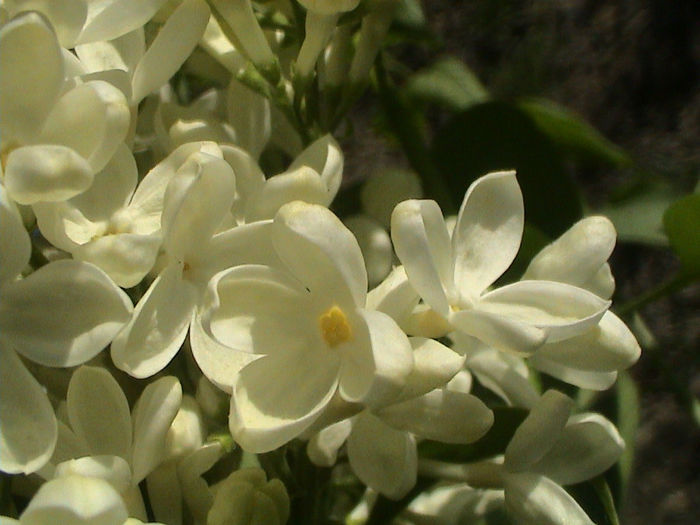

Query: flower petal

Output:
[391, 199, 453, 316]
[396, 337, 464, 402]
[379, 389, 494, 444]
[479, 280, 610, 343]
[38, 80, 130, 172]
[0, 260, 133, 367]
[131, 376, 182, 483]
[76, 29, 145, 73]
[338, 309, 413, 408]
[529, 359, 618, 391]
[146, 462, 182, 525]
[110, 264, 198, 378]
[0, 185, 30, 285]
[75, 233, 161, 288]
[161, 151, 235, 260]
[504, 473, 594, 525]
[248, 166, 328, 222]
[4, 0, 87, 47]
[532, 311, 641, 373]
[536, 413, 624, 486]
[523, 216, 616, 288]
[450, 308, 546, 356]
[347, 412, 417, 499]
[504, 390, 572, 473]
[67, 366, 132, 460]
[467, 347, 539, 409]
[306, 419, 353, 467]
[288, 134, 344, 205]
[77, 0, 167, 44]
[178, 442, 224, 525]
[366, 266, 419, 329]
[0, 343, 57, 474]
[273, 201, 367, 308]
[131, 0, 211, 103]
[0, 12, 63, 142]
[204, 264, 311, 356]
[20, 475, 128, 525]
[226, 79, 270, 160]
[4, 145, 93, 205]
[230, 347, 339, 453]
[452, 171, 523, 296]
[54, 455, 132, 495]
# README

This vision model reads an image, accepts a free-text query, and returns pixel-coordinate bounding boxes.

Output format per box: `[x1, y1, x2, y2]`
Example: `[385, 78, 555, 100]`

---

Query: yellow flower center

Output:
[319, 305, 352, 348]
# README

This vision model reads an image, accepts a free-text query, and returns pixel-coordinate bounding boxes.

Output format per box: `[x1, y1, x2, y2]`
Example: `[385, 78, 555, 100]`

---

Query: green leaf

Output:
[405, 57, 490, 111]
[518, 98, 631, 167]
[432, 101, 583, 237]
[663, 193, 700, 277]
[615, 371, 639, 501]
[592, 477, 621, 525]
[419, 407, 528, 463]
[600, 183, 678, 246]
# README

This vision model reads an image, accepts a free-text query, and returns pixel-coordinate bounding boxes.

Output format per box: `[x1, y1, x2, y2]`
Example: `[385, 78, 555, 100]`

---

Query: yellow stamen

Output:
[319, 305, 352, 348]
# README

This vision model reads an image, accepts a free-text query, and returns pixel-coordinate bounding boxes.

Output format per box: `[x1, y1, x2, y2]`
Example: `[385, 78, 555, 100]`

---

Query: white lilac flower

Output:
[0, 12, 130, 206]
[391, 171, 611, 355]
[110, 144, 276, 378]
[522, 216, 641, 389]
[343, 214, 393, 287]
[308, 339, 493, 499]
[42, 366, 182, 519]
[501, 390, 624, 525]
[74, 0, 211, 105]
[0, 187, 133, 475]
[201, 202, 414, 452]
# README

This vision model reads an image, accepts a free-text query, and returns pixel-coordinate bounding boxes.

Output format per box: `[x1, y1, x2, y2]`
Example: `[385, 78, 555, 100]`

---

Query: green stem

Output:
[374, 56, 456, 214]
[615, 272, 694, 316]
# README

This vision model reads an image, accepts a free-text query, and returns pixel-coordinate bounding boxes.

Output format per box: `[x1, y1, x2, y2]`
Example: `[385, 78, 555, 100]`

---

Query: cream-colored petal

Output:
[54, 455, 132, 495]
[0, 343, 57, 474]
[161, 151, 235, 260]
[178, 442, 224, 525]
[365, 266, 420, 329]
[288, 134, 344, 205]
[452, 171, 523, 296]
[110, 264, 198, 378]
[273, 202, 367, 308]
[379, 389, 494, 444]
[306, 419, 353, 467]
[247, 167, 328, 222]
[504, 473, 594, 525]
[75, 29, 145, 73]
[0, 260, 133, 367]
[347, 412, 417, 499]
[344, 215, 393, 288]
[395, 337, 464, 402]
[220, 145, 266, 221]
[479, 280, 610, 343]
[75, 233, 161, 288]
[530, 358, 618, 391]
[146, 463, 182, 525]
[391, 199, 452, 316]
[131, 0, 210, 103]
[38, 80, 130, 172]
[67, 366, 131, 460]
[0, 185, 30, 284]
[536, 413, 624, 486]
[467, 348, 539, 409]
[20, 475, 128, 525]
[4, 0, 87, 47]
[4, 145, 93, 205]
[77, 0, 168, 44]
[338, 309, 413, 408]
[450, 308, 546, 356]
[230, 347, 340, 453]
[523, 216, 616, 289]
[131, 376, 182, 483]
[0, 12, 63, 142]
[504, 390, 573, 473]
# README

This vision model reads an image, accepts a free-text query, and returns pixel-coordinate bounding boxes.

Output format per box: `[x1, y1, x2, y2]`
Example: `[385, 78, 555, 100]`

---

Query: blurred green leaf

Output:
[419, 407, 528, 463]
[601, 184, 678, 246]
[663, 193, 700, 277]
[592, 477, 621, 525]
[615, 371, 640, 501]
[518, 98, 631, 167]
[567, 478, 618, 525]
[405, 57, 490, 111]
[432, 101, 583, 237]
